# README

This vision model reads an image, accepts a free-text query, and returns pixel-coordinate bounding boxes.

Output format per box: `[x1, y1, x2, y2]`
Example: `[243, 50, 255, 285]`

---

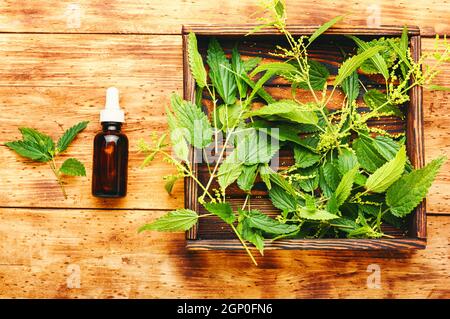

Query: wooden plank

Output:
[0, 0, 448, 36]
[0, 208, 448, 298]
[0, 35, 448, 214]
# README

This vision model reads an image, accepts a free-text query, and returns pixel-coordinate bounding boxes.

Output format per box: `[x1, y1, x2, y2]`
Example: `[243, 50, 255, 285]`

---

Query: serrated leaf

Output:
[235, 129, 279, 164]
[250, 62, 298, 78]
[353, 135, 386, 173]
[386, 156, 446, 217]
[242, 57, 262, 72]
[56, 121, 88, 153]
[308, 15, 344, 44]
[365, 145, 406, 193]
[269, 184, 297, 212]
[246, 100, 318, 125]
[166, 105, 189, 162]
[5, 140, 52, 162]
[244, 209, 297, 235]
[239, 221, 265, 256]
[237, 164, 258, 192]
[295, 60, 330, 91]
[293, 145, 320, 168]
[354, 37, 399, 75]
[217, 151, 243, 190]
[337, 148, 359, 175]
[218, 103, 242, 130]
[20, 127, 55, 154]
[298, 207, 339, 220]
[138, 209, 198, 232]
[59, 158, 86, 176]
[341, 71, 360, 103]
[231, 46, 248, 98]
[170, 93, 212, 149]
[323, 161, 340, 190]
[207, 38, 237, 105]
[203, 202, 236, 224]
[335, 165, 358, 207]
[363, 89, 403, 118]
[334, 46, 382, 86]
[348, 35, 389, 80]
[187, 32, 207, 88]
[259, 164, 272, 190]
[297, 166, 319, 192]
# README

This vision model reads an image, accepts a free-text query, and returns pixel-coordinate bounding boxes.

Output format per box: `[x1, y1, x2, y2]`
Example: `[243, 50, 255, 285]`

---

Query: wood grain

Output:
[0, 208, 448, 298]
[0, 0, 449, 299]
[0, 0, 448, 36]
[0, 36, 448, 214]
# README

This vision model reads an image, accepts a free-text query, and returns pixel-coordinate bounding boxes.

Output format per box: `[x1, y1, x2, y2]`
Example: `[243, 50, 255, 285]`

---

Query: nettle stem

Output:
[49, 159, 67, 199]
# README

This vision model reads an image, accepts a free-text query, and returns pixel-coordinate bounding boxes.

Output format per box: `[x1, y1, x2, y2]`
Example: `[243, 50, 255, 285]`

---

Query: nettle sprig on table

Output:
[139, 0, 448, 265]
[5, 121, 89, 198]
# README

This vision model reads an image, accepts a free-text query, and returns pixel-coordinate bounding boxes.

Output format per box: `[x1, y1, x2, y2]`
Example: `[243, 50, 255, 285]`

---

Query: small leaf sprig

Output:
[5, 121, 89, 198]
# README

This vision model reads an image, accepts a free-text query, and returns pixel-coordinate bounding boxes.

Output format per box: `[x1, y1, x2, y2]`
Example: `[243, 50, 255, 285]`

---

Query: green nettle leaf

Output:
[203, 202, 236, 224]
[217, 151, 243, 190]
[235, 130, 279, 164]
[319, 166, 334, 197]
[170, 93, 213, 149]
[353, 135, 386, 173]
[206, 38, 237, 105]
[334, 46, 382, 86]
[322, 161, 340, 190]
[238, 218, 265, 256]
[335, 165, 358, 207]
[245, 209, 298, 235]
[231, 46, 248, 98]
[166, 106, 189, 162]
[5, 140, 52, 162]
[259, 164, 272, 190]
[308, 15, 344, 44]
[250, 62, 298, 78]
[242, 57, 262, 72]
[20, 127, 55, 154]
[348, 35, 390, 80]
[246, 100, 318, 125]
[218, 103, 242, 130]
[297, 166, 319, 192]
[294, 146, 320, 168]
[337, 148, 359, 175]
[269, 184, 297, 212]
[363, 89, 403, 118]
[237, 164, 258, 192]
[386, 156, 446, 217]
[341, 71, 360, 103]
[59, 158, 86, 176]
[138, 209, 198, 232]
[297, 208, 339, 220]
[56, 121, 89, 153]
[372, 135, 400, 161]
[6, 126, 59, 162]
[353, 37, 399, 75]
[365, 146, 406, 193]
[187, 32, 207, 88]
[295, 60, 330, 91]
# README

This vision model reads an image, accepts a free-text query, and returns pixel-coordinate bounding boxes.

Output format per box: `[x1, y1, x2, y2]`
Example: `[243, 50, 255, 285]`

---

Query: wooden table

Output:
[0, 0, 448, 298]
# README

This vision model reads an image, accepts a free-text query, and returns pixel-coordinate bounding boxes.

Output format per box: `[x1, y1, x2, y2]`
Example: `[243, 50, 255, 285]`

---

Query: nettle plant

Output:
[139, 0, 448, 264]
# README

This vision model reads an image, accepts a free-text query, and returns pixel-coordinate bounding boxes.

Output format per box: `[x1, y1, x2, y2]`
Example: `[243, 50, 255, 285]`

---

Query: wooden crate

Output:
[182, 25, 426, 250]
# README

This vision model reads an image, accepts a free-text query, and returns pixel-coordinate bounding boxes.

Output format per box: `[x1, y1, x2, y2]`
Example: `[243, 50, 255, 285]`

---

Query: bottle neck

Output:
[101, 122, 122, 132]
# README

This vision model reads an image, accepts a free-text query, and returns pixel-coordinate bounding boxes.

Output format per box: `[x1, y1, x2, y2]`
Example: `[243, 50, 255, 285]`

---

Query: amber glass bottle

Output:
[92, 88, 128, 197]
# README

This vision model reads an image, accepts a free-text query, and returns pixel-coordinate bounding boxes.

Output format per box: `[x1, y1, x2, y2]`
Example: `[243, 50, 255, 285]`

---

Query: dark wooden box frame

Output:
[182, 24, 425, 251]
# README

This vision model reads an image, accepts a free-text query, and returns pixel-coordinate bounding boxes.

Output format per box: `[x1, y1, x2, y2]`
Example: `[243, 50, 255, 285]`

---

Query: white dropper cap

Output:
[100, 87, 125, 123]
